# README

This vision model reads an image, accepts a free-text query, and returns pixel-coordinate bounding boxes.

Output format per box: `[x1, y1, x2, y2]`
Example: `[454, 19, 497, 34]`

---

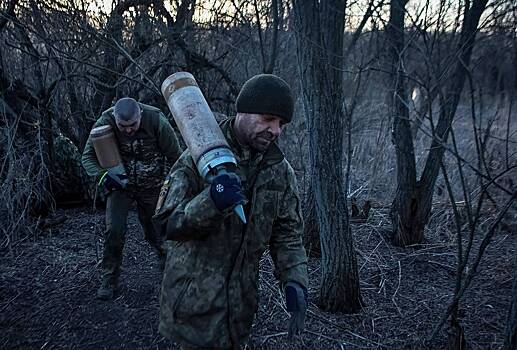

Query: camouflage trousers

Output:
[100, 188, 163, 284]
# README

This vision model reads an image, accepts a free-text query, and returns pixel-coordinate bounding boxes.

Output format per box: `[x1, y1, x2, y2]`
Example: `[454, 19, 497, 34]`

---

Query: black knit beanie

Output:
[236, 74, 294, 123]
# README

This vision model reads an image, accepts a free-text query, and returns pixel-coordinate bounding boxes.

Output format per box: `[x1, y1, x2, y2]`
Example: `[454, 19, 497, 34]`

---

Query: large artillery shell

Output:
[161, 72, 229, 164]
[90, 125, 123, 169]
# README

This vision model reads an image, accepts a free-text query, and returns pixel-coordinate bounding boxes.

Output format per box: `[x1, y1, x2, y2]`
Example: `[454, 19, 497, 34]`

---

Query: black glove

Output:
[285, 281, 307, 339]
[210, 173, 246, 212]
[99, 169, 128, 191]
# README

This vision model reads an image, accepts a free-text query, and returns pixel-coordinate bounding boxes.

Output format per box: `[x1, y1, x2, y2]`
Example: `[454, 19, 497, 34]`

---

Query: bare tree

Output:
[90, 0, 159, 116]
[389, 0, 489, 246]
[294, 0, 362, 312]
[251, 0, 282, 73]
[0, 0, 54, 247]
[386, 0, 416, 246]
[425, 66, 517, 345]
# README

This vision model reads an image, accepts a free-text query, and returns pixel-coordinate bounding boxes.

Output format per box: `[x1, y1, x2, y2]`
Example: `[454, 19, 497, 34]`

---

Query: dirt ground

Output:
[1, 205, 515, 349]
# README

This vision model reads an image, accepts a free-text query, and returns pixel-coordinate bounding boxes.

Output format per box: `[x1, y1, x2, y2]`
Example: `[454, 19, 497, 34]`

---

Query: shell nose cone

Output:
[234, 204, 247, 224]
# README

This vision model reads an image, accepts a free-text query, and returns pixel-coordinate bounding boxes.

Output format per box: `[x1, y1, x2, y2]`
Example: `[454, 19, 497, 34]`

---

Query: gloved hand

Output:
[98, 169, 128, 191]
[285, 281, 307, 339]
[210, 173, 246, 212]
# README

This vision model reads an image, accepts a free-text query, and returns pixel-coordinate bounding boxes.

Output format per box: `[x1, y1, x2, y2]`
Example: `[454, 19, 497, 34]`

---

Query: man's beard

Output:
[257, 130, 276, 142]
[252, 131, 276, 151]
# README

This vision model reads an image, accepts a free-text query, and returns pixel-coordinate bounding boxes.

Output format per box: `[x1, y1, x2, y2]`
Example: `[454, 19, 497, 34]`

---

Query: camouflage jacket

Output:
[53, 134, 91, 201]
[153, 117, 308, 349]
[81, 103, 182, 191]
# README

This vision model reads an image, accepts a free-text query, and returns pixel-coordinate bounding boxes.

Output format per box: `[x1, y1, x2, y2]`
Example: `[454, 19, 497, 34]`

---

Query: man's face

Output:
[234, 113, 286, 152]
[115, 113, 141, 137]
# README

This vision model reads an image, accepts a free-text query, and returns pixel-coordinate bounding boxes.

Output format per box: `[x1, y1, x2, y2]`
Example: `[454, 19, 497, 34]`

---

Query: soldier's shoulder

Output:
[100, 106, 114, 115]
[178, 149, 194, 162]
[98, 107, 113, 119]
[93, 109, 116, 128]
[169, 150, 196, 173]
[214, 112, 228, 122]
[273, 158, 298, 187]
[282, 158, 294, 171]
[139, 103, 163, 115]
[268, 149, 290, 171]
[139, 103, 169, 131]
[165, 150, 201, 187]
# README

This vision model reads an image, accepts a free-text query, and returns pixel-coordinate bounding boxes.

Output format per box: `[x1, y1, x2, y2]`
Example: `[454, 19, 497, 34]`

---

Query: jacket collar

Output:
[219, 117, 284, 168]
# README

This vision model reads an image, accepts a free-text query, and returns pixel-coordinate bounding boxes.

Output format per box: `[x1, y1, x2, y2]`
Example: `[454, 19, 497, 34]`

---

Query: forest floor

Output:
[1, 203, 515, 349]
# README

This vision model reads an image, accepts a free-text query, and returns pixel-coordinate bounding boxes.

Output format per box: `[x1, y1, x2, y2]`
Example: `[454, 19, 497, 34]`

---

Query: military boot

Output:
[96, 278, 117, 300]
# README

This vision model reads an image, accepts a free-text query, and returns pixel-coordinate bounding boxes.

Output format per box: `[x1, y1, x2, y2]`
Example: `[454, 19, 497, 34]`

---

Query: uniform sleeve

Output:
[269, 165, 309, 289]
[81, 116, 110, 178]
[152, 152, 225, 241]
[157, 113, 182, 163]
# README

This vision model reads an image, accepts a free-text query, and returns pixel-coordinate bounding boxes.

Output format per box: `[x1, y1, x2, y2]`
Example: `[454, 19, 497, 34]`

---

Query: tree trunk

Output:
[390, 0, 488, 246]
[386, 0, 423, 246]
[294, 0, 362, 313]
[155, 0, 239, 98]
[302, 185, 320, 257]
[505, 255, 517, 350]
[91, 11, 122, 115]
[91, 0, 154, 116]
[264, 0, 279, 74]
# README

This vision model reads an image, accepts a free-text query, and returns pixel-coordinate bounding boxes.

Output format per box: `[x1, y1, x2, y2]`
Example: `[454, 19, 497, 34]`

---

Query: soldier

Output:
[82, 97, 182, 300]
[153, 74, 309, 349]
[52, 133, 91, 203]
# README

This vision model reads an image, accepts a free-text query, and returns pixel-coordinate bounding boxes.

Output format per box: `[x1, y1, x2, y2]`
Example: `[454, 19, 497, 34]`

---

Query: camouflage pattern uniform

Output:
[52, 133, 91, 203]
[153, 117, 308, 349]
[82, 103, 182, 285]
